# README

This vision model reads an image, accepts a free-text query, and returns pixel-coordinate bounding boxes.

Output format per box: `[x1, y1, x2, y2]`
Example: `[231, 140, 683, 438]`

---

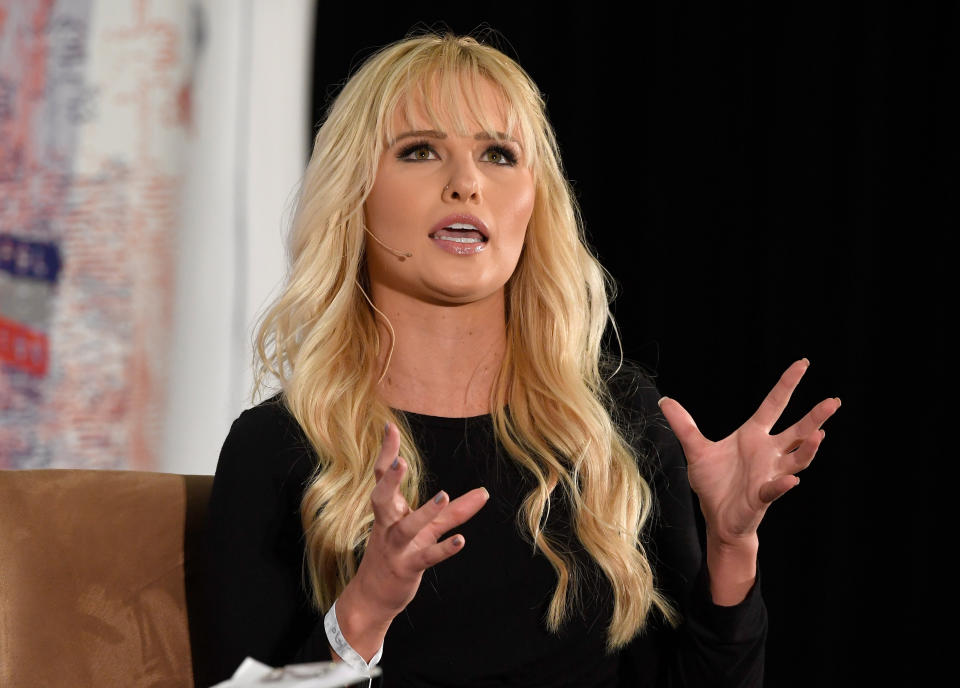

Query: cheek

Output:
[366, 170, 420, 228]
[365, 182, 394, 226]
[503, 180, 535, 248]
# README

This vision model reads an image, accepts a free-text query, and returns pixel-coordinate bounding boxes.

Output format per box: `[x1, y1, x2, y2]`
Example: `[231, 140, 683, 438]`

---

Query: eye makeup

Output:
[395, 139, 520, 166]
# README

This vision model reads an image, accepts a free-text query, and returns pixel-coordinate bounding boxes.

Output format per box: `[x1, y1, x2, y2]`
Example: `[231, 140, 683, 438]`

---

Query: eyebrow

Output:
[389, 129, 522, 148]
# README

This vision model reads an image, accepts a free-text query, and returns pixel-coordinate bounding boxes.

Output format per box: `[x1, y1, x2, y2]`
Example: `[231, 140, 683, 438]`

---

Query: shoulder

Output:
[227, 393, 309, 448]
[213, 393, 317, 498]
[601, 357, 687, 482]
[602, 357, 662, 422]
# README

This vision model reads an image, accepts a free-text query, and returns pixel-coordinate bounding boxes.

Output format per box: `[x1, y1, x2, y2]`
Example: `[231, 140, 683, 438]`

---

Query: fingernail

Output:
[453, 535, 464, 547]
[481, 487, 490, 500]
[802, 357, 810, 366]
[390, 457, 399, 470]
[657, 396, 669, 407]
[835, 397, 842, 407]
[433, 491, 445, 504]
[384, 422, 390, 438]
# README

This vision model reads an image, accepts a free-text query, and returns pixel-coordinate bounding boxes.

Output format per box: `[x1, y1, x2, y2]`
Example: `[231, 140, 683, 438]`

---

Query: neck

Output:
[371, 286, 506, 418]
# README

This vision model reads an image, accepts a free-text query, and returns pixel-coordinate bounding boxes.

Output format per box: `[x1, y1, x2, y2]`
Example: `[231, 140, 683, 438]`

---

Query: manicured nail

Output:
[835, 397, 842, 407]
[433, 491, 446, 504]
[481, 487, 490, 500]
[452, 535, 464, 547]
[657, 396, 669, 407]
[384, 422, 390, 438]
[802, 357, 810, 366]
[390, 457, 399, 470]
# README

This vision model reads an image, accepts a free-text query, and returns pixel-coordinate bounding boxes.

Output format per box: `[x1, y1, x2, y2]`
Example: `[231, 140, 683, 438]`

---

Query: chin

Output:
[424, 281, 504, 306]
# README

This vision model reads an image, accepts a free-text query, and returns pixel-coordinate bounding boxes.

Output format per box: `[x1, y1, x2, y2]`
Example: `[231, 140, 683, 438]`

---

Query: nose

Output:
[443, 163, 480, 202]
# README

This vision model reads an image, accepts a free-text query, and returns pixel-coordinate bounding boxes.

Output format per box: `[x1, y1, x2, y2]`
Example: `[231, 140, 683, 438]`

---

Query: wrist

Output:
[705, 532, 759, 606]
[706, 529, 759, 556]
[335, 578, 393, 662]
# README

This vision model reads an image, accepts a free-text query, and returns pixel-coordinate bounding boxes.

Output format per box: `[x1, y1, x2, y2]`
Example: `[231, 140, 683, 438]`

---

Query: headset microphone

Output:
[364, 227, 413, 259]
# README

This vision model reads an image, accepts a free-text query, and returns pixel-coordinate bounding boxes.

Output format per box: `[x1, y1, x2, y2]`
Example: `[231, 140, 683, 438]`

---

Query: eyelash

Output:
[396, 139, 519, 166]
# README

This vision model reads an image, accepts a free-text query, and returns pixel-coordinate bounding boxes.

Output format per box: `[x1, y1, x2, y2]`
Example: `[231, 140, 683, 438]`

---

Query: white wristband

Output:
[324, 599, 384, 676]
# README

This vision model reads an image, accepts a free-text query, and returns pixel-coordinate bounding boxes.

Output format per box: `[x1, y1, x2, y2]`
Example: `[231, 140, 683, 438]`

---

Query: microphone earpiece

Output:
[364, 227, 413, 259]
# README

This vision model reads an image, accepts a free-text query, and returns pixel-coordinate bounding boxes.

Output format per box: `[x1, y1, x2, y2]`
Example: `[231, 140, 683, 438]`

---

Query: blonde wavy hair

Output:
[254, 31, 677, 649]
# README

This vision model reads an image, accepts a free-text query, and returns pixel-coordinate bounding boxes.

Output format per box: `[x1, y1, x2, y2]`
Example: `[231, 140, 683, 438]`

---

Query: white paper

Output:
[211, 657, 381, 687]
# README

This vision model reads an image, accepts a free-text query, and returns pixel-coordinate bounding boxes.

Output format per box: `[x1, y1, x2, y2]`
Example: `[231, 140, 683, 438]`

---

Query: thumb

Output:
[658, 396, 707, 455]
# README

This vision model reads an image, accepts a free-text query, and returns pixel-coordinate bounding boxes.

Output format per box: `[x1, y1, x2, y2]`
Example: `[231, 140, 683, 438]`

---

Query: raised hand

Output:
[334, 421, 489, 661]
[657, 359, 841, 548]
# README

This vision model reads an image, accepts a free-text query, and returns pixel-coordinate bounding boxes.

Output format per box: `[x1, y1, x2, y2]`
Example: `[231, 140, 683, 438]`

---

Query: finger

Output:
[758, 474, 800, 504]
[657, 397, 708, 454]
[782, 429, 825, 474]
[414, 533, 467, 569]
[373, 422, 402, 482]
[750, 359, 810, 431]
[393, 489, 450, 542]
[776, 397, 841, 450]
[425, 487, 490, 539]
[370, 454, 409, 526]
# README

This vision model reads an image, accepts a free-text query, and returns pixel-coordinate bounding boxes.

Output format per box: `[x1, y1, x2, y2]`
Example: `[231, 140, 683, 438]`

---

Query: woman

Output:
[199, 32, 839, 687]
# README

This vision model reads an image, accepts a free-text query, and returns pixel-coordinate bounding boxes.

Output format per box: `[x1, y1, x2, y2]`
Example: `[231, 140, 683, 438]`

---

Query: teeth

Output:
[438, 236, 483, 243]
[446, 223, 478, 230]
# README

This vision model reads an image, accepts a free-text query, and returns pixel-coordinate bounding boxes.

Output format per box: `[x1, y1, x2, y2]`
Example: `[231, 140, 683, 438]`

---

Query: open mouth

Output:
[429, 223, 488, 244]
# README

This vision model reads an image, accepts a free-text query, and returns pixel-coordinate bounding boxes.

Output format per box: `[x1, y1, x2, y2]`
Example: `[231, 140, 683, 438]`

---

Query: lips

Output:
[428, 214, 490, 242]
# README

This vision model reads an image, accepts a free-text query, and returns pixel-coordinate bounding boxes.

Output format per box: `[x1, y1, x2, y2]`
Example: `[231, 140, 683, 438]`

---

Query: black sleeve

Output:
[195, 399, 332, 687]
[610, 366, 767, 688]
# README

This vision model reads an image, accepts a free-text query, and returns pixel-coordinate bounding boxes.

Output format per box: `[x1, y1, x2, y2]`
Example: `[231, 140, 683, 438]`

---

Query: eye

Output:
[397, 141, 438, 161]
[482, 145, 519, 166]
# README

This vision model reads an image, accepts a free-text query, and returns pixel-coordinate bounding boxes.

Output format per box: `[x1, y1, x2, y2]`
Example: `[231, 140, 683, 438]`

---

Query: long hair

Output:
[254, 31, 677, 649]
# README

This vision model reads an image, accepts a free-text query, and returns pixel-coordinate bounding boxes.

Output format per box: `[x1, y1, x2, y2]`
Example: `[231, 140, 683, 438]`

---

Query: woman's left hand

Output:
[657, 358, 841, 547]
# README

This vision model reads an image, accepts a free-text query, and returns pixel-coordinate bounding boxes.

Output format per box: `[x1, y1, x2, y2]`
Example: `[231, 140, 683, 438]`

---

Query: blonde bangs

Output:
[367, 41, 539, 173]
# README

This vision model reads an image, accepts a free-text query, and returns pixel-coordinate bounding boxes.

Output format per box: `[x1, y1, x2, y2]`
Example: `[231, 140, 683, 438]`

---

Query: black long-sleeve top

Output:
[196, 369, 766, 687]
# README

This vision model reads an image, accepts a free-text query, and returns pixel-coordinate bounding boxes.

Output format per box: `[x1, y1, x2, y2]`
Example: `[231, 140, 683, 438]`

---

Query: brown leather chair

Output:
[0, 469, 213, 687]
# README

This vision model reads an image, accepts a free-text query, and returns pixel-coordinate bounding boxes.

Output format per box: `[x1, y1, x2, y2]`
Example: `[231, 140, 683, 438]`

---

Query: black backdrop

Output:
[310, 2, 950, 685]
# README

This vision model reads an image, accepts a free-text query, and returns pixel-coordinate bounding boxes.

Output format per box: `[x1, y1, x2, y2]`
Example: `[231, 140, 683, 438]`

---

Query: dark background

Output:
[310, 2, 951, 685]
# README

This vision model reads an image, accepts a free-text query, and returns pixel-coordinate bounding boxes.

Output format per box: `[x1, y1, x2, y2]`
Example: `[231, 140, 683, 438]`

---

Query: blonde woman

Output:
[199, 31, 839, 687]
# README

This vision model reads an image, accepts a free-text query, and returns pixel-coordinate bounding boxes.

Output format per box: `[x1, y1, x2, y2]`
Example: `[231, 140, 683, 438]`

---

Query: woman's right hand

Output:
[332, 421, 490, 662]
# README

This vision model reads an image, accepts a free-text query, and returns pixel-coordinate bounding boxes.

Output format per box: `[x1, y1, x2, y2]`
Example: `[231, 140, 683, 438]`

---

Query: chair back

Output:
[0, 469, 213, 688]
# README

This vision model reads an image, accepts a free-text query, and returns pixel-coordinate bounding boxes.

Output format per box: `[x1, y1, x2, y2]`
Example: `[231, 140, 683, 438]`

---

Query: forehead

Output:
[383, 73, 517, 144]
